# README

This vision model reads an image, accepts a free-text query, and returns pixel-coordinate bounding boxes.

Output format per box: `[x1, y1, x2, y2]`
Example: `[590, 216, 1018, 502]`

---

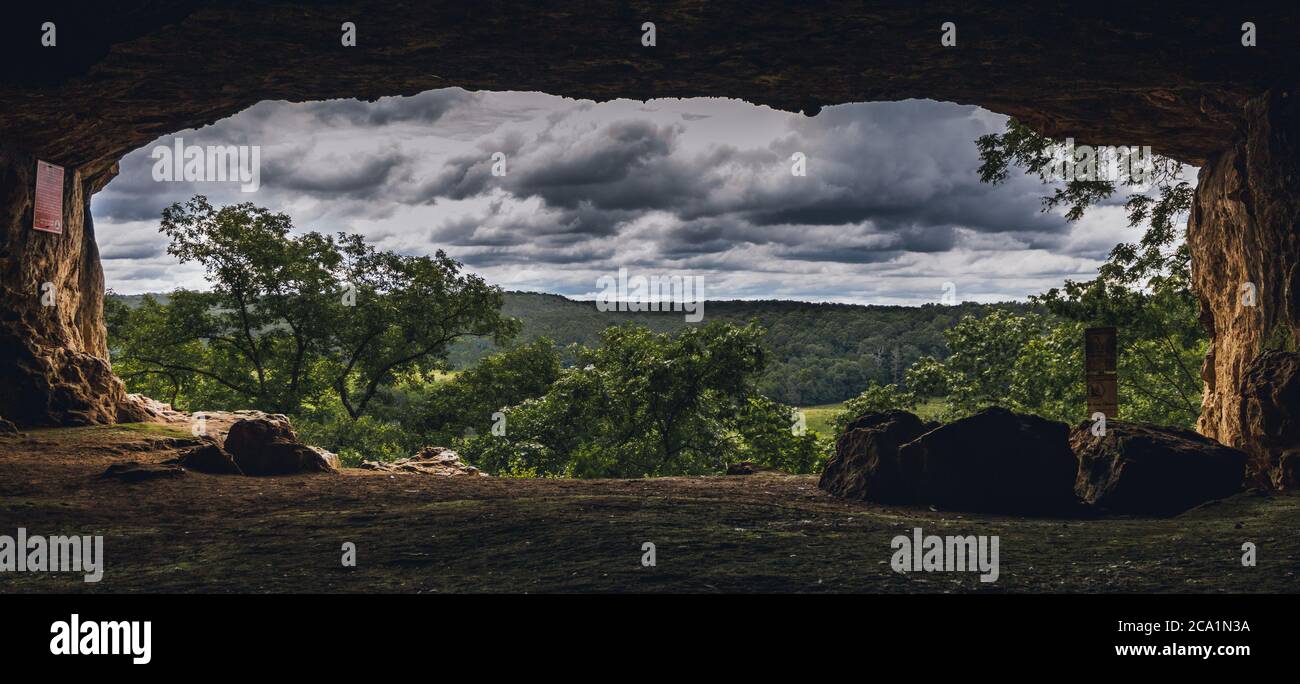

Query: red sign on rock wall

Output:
[34, 160, 64, 234]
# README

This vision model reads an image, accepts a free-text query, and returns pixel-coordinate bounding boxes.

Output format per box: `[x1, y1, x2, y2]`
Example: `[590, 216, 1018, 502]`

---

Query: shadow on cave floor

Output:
[0, 425, 1295, 593]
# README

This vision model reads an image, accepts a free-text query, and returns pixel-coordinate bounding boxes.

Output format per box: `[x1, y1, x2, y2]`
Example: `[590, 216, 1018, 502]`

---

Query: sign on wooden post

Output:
[34, 160, 64, 234]
[1085, 326, 1118, 419]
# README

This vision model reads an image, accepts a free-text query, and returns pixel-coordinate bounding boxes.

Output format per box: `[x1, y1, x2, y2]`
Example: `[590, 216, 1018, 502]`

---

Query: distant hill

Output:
[108, 290, 1035, 406]
[443, 292, 1037, 405]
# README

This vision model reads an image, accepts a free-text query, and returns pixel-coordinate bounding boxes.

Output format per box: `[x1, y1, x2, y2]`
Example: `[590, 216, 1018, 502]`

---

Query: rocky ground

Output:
[1, 422, 1297, 593]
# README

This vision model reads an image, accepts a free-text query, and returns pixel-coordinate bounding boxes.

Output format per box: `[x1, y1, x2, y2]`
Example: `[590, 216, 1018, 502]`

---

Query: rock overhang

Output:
[2, 2, 1299, 178]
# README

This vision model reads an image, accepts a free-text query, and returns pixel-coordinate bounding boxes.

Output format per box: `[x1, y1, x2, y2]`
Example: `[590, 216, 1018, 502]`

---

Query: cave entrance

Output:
[1, 4, 1297, 482]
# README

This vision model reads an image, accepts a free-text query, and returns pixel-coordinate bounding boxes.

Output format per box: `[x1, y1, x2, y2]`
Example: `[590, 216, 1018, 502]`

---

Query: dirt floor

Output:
[1, 423, 1297, 593]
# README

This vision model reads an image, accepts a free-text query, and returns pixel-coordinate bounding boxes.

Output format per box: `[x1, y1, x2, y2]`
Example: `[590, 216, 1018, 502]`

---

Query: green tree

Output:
[107, 195, 518, 418]
[403, 339, 562, 446]
[460, 322, 803, 478]
[733, 396, 826, 473]
[906, 311, 1057, 418]
[976, 119, 1204, 426]
[828, 381, 917, 437]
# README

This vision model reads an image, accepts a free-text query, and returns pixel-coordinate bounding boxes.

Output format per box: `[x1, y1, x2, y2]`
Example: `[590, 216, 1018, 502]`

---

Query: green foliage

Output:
[401, 338, 562, 447]
[902, 311, 1089, 423]
[444, 293, 1038, 406]
[107, 195, 517, 418]
[828, 381, 917, 437]
[296, 409, 415, 467]
[458, 322, 821, 477]
[106, 124, 1216, 480]
[1007, 321, 1086, 424]
[977, 118, 1190, 234]
[733, 397, 827, 473]
[974, 119, 1205, 428]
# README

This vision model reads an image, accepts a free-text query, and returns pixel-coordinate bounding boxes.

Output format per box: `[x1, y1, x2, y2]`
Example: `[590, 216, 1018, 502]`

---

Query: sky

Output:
[94, 88, 1184, 305]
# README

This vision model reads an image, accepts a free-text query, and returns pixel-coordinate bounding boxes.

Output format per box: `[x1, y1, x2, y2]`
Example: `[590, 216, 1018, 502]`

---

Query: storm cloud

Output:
[93, 88, 1188, 303]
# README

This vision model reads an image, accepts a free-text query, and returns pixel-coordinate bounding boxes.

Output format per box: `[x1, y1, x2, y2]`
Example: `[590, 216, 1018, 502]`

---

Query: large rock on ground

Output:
[360, 446, 485, 476]
[222, 415, 336, 476]
[175, 443, 244, 475]
[819, 411, 930, 503]
[1277, 451, 1300, 490]
[726, 461, 775, 475]
[102, 461, 186, 482]
[898, 407, 1080, 514]
[1239, 350, 1300, 488]
[1071, 421, 1247, 515]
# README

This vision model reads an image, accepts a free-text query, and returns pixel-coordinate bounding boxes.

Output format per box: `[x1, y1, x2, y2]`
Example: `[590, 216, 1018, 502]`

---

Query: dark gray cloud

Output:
[93, 90, 1192, 303]
[100, 241, 164, 260]
[298, 89, 473, 126]
[261, 148, 410, 197]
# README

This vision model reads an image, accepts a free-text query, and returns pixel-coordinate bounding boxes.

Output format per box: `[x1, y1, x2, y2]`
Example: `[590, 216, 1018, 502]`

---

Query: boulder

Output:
[726, 461, 768, 475]
[898, 407, 1079, 514]
[819, 411, 929, 502]
[0, 416, 18, 435]
[222, 416, 336, 476]
[1239, 350, 1300, 488]
[102, 462, 186, 482]
[176, 443, 244, 475]
[1274, 450, 1300, 490]
[121, 394, 190, 423]
[1070, 421, 1247, 515]
[360, 446, 485, 476]
[309, 446, 342, 471]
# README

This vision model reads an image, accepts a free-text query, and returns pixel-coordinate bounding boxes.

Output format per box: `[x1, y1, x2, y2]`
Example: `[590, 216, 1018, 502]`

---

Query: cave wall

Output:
[1, 2, 1299, 437]
[0, 149, 144, 425]
[1190, 89, 1300, 481]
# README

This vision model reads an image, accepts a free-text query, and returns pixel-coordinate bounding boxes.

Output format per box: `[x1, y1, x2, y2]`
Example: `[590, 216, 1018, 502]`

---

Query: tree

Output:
[906, 311, 1056, 417]
[325, 233, 520, 418]
[829, 381, 917, 437]
[975, 120, 1204, 426]
[403, 338, 562, 446]
[732, 396, 826, 473]
[459, 322, 805, 478]
[108, 195, 518, 418]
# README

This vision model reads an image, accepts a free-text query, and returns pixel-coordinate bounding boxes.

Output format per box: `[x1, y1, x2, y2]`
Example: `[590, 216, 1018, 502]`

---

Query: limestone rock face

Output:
[1277, 452, 1300, 490]
[1190, 91, 1300, 472]
[6, 5, 1298, 168]
[1070, 421, 1246, 515]
[1238, 351, 1300, 488]
[0, 149, 138, 427]
[819, 411, 930, 502]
